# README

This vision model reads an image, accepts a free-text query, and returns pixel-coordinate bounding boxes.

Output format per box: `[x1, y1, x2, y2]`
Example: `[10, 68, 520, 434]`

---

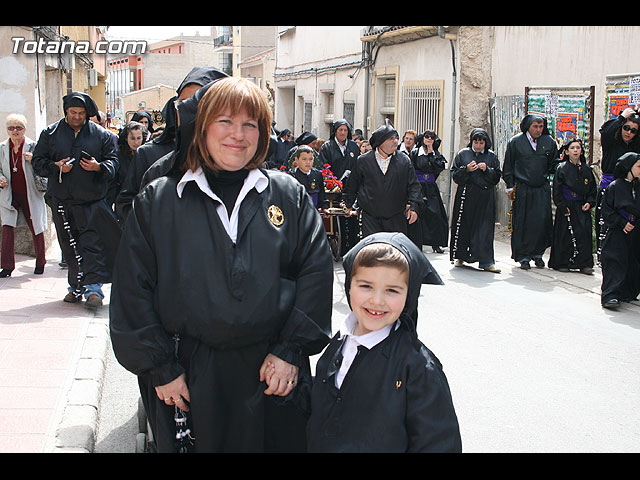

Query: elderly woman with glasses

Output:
[109, 77, 333, 452]
[0, 114, 47, 277]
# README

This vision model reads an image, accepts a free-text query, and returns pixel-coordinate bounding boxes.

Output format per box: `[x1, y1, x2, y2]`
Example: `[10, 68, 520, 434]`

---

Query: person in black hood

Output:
[344, 119, 422, 239]
[599, 152, 640, 309]
[450, 128, 502, 272]
[130, 110, 154, 141]
[109, 77, 333, 452]
[410, 129, 449, 252]
[32, 91, 120, 308]
[115, 66, 228, 224]
[502, 114, 558, 270]
[306, 232, 461, 452]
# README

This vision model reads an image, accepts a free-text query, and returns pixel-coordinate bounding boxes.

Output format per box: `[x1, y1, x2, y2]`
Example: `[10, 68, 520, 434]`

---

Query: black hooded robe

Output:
[502, 115, 558, 262]
[410, 136, 449, 249]
[600, 157, 640, 305]
[449, 129, 502, 266]
[318, 120, 362, 254]
[306, 232, 461, 453]
[548, 160, 597, 271]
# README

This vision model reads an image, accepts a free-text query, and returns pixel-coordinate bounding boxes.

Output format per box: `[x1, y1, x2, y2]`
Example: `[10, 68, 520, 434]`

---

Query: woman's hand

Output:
[259, 353, 298, 397]
[155, 373, 191, 411]
[623, 222, 635, 234]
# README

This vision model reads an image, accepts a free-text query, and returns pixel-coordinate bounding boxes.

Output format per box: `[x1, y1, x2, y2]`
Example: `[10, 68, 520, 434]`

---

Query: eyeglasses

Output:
[623, 125, 638, 134]
[7, 126, 24, 131]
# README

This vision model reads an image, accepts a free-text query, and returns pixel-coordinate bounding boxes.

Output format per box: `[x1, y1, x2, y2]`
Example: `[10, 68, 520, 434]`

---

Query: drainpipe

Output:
[362, 31, 372, 138]
[438, 26, 458, 217]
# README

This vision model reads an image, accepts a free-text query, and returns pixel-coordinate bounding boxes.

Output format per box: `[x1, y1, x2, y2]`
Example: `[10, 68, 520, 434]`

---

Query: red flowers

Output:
[322, 164, 343, 192]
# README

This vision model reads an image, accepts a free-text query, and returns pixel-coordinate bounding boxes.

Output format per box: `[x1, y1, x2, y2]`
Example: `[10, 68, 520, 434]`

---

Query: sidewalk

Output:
[0, 243, 110, 453]
[0, 232, 634, 453]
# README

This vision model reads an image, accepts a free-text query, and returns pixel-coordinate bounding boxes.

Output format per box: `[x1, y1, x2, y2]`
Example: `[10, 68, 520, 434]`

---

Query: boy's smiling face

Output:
[349, 265, 408, 336]
[297, 151, 314, 173]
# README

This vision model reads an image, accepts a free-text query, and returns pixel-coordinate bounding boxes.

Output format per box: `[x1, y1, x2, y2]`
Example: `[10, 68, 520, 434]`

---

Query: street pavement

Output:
[0, 230, 638, 453]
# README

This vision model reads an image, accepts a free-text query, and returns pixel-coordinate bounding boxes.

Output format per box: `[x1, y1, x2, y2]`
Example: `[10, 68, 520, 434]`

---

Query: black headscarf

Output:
[329, 120, 353, 141]
[131, 111, 154, 134]
[295, 131, 317, 146]
[342, 232, 443, 345]
[614, 152, 640, 179]
[368, 119, 398, 150]
[416, 130, 443, 152]
[467, 128, 492, 153]
[559, 137, 586, 164]
[520, 114, 550, 136]
[62, 92, 99, 118]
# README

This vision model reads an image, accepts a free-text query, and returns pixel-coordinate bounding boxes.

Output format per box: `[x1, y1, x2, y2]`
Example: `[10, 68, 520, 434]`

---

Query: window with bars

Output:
[304, 102, 312, 132]
[401, 81, 444, 135]
[343, 102, 355, 128]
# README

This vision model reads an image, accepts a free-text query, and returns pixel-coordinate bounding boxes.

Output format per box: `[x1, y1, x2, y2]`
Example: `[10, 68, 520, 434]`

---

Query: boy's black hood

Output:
[342, 232, 443, 338]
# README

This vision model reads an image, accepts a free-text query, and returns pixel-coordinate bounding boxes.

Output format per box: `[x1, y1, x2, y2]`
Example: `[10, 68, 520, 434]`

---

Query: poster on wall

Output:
[527, 93, 589, 151]
[605, 75, 640, 120]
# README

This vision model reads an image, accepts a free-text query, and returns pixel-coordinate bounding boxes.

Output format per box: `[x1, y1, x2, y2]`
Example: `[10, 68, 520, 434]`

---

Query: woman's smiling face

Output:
[205, 108, 259, 171]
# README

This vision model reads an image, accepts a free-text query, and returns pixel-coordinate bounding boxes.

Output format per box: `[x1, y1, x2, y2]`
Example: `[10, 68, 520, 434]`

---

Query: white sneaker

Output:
[454, 259, 464, 267]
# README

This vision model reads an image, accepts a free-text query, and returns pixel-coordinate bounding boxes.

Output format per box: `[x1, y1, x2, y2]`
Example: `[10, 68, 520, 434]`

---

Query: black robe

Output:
[502, 128, 558, 261]
[548, 160, 597, 270]
[449, 146, 502, 265]
[109, 169, 333, 452]
[595, 115, 640, 252]
[600, 178, 640, 304]
[410, 147, 449, 248]
[344, 149, 422, 238]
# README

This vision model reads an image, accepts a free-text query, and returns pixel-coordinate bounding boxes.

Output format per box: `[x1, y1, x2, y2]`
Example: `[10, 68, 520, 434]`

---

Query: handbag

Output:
[33, 174, 48, 193]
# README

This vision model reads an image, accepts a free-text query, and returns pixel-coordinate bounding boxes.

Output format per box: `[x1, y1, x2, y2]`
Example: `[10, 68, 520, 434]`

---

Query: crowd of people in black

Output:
[0, 64, 638, 452]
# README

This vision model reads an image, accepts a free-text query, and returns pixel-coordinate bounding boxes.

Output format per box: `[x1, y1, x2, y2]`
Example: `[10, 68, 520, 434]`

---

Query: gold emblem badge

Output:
[267, 205, 284, 226]
[395, 380, 402, 389]
[585, 178, 589, 184]
[310, 180, 317, 190]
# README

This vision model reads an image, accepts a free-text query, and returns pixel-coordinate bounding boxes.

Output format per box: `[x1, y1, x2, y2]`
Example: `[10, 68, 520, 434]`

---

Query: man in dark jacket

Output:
[32, 92, 120, 308]
[343, 120, 422, 238]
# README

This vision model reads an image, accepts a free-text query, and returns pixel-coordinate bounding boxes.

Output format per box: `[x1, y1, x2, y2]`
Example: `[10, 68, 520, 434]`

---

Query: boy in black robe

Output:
[289, 145, 328, 212]
[548, 138, 597, 274]
[503, 114, 558, 269]
[600, 152, 640, 309]
[343, 120, 422, 238]
[306, 232, 461, 452]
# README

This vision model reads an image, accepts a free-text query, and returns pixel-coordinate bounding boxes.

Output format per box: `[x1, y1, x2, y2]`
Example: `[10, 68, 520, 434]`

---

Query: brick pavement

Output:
[0, 245, 110, 453]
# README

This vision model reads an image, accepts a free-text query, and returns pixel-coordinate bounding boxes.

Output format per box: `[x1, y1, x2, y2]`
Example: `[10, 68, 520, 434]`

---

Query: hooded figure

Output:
[599, 152, 640, 308]
[307, 232, 461, 453]
[449, 128, 502, 271]
[548, 138, 597, 273]
[319, 119, 360, 181]
[502, 113, 558, 269]
[409, 129, 449, 251]
[63, 92, 99, 119]
[115, 67, 228, 224]
[131, 110, 154, 138]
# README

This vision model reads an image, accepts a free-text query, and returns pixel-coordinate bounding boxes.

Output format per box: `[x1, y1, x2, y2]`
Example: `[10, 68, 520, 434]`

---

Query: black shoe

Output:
[534, 258, 545, 268]
[520, 261, 531, 270]
[432, 246, 444, 254]
[0, 269, 12, 277]
[555, 267, 570, 273]
[602, 299, 620, 309]
[34, 266, 44, 275]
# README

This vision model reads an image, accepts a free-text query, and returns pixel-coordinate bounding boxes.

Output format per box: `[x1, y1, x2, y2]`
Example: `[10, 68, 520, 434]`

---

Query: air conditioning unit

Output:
[89, 68, 99, 87]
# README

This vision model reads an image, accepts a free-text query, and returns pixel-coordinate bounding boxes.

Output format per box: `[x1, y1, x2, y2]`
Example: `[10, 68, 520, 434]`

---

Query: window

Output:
[343, 102, 355, 128]
[401, 81, 444, 135]
[304, 102, 312, 132]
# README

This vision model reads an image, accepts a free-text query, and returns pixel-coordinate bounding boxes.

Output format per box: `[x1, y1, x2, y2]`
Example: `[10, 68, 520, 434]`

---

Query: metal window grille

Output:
[401, 81, 443, 135]
[343, 102, 355, 128]
[304, 102, 312, 131]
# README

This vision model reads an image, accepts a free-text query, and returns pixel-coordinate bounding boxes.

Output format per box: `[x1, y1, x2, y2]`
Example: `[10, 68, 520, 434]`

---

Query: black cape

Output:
[600, 177, 640, 304]
[548, 160, 597, 270]
[449, 129, 502, 265]
[502, 115, 558, 261]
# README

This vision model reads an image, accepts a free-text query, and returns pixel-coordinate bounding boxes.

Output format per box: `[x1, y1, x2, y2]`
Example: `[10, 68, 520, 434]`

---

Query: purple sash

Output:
[599, 173, 614, 189]
[416, 171, 436, 183]
[562, 185, 584, 202]
[618, 209, 637, 225]
[309, 192, 318, 207]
